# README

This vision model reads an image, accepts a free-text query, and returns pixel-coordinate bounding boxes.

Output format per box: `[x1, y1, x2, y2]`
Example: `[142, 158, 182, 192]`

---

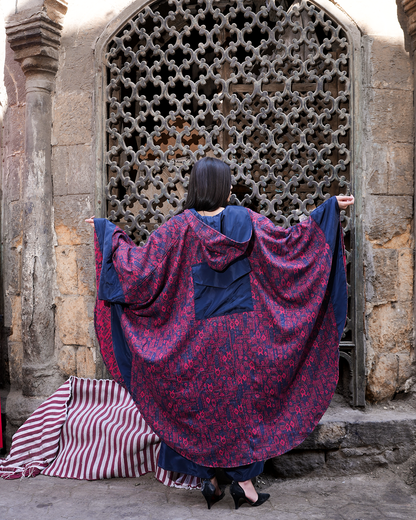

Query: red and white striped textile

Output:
[0, 377, 200, 489]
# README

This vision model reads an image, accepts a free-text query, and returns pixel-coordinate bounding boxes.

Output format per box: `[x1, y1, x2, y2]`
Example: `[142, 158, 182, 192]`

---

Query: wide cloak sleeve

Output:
[252, 196, 347, 342]
[94, 218, 179, 390]
[309, 197, 348, 342]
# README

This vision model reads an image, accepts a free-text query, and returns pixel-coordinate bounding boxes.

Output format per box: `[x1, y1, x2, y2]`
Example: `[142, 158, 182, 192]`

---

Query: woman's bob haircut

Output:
[184, 157, 232, 211]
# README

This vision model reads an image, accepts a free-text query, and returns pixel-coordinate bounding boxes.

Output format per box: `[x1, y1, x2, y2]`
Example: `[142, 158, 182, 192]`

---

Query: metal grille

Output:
[104, 0, 359, 403]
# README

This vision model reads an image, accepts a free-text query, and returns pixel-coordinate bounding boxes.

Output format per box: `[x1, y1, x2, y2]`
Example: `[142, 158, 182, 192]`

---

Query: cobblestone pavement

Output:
[0, 469, 415, 520]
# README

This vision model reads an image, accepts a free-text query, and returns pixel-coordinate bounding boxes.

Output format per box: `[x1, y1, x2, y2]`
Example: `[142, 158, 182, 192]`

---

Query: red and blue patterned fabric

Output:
[94, 197, 347, 467]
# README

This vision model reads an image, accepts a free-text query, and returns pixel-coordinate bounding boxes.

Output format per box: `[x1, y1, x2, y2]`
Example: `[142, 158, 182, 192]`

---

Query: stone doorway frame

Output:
[94, 0, 365, 406]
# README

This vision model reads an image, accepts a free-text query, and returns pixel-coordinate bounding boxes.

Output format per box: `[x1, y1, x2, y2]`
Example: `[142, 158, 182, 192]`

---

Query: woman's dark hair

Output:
[184, 157, 232, 211]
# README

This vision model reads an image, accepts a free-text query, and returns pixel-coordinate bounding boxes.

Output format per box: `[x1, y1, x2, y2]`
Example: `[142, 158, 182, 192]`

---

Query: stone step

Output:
[269, 397, 416, 479]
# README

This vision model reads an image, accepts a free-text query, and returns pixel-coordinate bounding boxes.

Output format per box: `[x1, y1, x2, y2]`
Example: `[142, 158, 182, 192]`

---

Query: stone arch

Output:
[95, 0, 365, 405]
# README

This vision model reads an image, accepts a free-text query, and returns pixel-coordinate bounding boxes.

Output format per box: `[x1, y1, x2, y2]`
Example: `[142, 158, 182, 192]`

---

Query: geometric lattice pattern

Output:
[104, 0, 357, 397]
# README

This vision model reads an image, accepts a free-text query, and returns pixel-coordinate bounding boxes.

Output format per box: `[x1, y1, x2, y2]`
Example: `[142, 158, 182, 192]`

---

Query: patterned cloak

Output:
[94, 196, 347, 467]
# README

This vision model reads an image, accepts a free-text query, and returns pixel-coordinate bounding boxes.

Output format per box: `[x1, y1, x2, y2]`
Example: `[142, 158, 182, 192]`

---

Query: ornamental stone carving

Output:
[6, 11, 63, 78]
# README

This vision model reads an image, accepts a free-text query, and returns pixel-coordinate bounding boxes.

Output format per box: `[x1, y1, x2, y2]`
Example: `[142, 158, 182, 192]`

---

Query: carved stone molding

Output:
[6, 11, 64, 79]
[402, 0, 416, 47]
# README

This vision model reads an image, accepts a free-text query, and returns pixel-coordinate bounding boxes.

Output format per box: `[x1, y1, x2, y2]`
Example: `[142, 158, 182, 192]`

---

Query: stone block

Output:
[367, 89, 413, 144]
[76, 346, 96, 378]
[52, 146, 69, 197]
[367, 302, 413, 355]
[367, 37, 412, 91]
[397, 352, 414, 390]
[366, 143, 387, 195]
[269, 450, 326, 478]
[56, 44, 94, 93]
[52, 92, 93, 146]
[398, 249, 414, 302]
[342, 420, 416, 449]
[339, 447, 383, 457]
[4, 154, 22, 202]
[365, 195, 413, 245]
[387, 144, 414, 196]
[299, 422, 347, 450]
[383, 230, 412, 249]
[366, 143, 414, 197]
[57, 295, 92, 346]
[54, 195, 94, 246]
[58, 345, 77, 377]
[76, 244, 96, 296]
[56, 245, 78, 295]
[367, 353, 400, 401]
[367, 249, 398, 303]
[325, 449, 388, 474]
[52, 144, 94, 196]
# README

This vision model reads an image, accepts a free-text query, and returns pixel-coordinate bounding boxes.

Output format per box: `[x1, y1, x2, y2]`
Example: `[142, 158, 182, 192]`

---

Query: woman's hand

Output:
[85, 215, 95, 228]
[336, 195, 354, 210]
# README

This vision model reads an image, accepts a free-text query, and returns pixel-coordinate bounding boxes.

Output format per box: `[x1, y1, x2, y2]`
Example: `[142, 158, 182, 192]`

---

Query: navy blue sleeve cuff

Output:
[311, 198, 347, 342]
[95, 219, 125, 303]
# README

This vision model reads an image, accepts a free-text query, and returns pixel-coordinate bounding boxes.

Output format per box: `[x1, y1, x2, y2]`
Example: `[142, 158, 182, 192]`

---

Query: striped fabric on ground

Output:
[0, 379, 71, 479]
[0, 377, 200, 489]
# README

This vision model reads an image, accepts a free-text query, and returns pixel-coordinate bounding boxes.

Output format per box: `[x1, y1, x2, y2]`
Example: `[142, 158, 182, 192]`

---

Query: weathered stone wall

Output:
[361, 3, 415, 401]
[0, 0, 415, 442]
[50, 0, 135, 382]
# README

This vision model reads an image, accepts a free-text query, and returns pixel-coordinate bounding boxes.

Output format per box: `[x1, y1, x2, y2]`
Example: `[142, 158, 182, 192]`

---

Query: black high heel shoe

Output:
[201, 479, 225, 510]
[229, 481, 270, 510]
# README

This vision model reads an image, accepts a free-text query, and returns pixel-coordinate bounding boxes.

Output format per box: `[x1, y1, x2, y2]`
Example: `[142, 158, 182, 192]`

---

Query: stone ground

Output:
[0, 468, 415, 520]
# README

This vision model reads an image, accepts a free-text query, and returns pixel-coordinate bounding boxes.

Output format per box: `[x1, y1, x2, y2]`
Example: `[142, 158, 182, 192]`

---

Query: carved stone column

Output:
[6, 2, 68, 399]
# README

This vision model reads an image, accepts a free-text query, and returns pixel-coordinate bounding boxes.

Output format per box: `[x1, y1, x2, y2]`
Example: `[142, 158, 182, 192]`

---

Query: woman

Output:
[87, 157, 354, 509]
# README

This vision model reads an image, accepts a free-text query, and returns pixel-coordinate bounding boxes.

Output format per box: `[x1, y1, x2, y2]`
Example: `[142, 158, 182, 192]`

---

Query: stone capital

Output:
[402, 0, 416, 48]
[5, 3, 67, 79]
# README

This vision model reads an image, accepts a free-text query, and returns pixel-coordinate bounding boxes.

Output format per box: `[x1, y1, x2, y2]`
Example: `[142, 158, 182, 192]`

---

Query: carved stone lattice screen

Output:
[104, 0, 362, 404]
